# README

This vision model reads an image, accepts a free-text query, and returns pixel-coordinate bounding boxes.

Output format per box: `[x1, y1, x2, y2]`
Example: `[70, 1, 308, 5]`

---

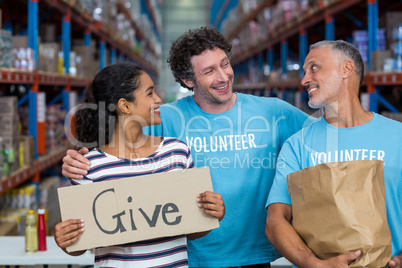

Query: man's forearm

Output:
[266, 213, 320, 268]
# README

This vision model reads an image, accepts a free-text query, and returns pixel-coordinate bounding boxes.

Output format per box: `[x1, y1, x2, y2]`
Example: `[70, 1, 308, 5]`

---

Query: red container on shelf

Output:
[38, 208, 47, 251]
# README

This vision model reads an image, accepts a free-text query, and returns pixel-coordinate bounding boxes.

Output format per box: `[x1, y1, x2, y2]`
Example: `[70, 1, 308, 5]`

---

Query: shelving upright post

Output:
[110, 47, 116, 65]
[28, 0, 41, 198]
[242, 60, 248, 82]
[62, 8, 71, 77]
[267, 46, 274, 74]
[62, 8, 74, 139]
[325, 13, 335, 41]
[258, 53, 263, 84]
[119, 53, 125, 63]
[84, 27, 92, 66]
[281, 39, 288, 78]
[28, 0, 42, 155]
[299, 28, 308, 79]
[367, 0, 379, 112]
[249, 56, 255, 84]
[99, 38, 106, 70]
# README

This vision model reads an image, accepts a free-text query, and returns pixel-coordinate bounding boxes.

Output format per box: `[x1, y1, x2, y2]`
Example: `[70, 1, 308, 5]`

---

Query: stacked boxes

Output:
[11, 35, 36, 71]
[72, 39, 97, 77]
[353, 30, 369, 63]
[380, 12, 402, 48]
[46, 104, 66, 152]
[379, 12, 402, 71]
[0, 138, 5, 178]
[0, 29, 12, 68]
[77, 0, 93, 13]
[353, 29, 387, 72]
[39, 24, 57, 43]
[392, 24, 402, 70]
[38, 42, 61, 74]
[19, 135, 35, 167]
[0, 97, 21, 176]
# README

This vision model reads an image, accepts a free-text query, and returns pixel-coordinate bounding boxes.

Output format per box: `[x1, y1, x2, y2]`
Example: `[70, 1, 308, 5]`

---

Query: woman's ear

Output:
[117, 98, 132, 115]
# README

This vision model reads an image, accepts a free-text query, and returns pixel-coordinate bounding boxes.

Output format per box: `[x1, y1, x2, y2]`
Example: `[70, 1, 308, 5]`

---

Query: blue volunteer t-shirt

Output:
[267, 113, 402, 263]
[147, 93, 313, 267]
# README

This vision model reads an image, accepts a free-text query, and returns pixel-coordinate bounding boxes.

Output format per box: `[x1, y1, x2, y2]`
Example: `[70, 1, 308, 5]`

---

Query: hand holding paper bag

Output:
[287, 160, 392, 268]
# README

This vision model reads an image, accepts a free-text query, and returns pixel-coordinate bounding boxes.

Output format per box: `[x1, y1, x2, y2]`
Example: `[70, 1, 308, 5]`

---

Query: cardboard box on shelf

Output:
[72, 45, 92, 77]
[0, 97, 20, 151]
[12, 36, 40, 49]
[0, 222, 18, 236]
[39, 23, 56, 43]
[12, 35, 28, 48]
[72, 39, 96, 55]
[1, 135, 19, 150]
[0, 96, 18, 115]
[20, 136, 35, 166]
[379, 12, 402, 46]
[0, 114, 19, 133]
[38, 42, 61, 73]
[371, 50, 392, 72]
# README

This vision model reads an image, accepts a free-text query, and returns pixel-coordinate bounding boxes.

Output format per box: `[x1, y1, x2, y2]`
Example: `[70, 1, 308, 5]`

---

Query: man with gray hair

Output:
[265, 40, 402, 268]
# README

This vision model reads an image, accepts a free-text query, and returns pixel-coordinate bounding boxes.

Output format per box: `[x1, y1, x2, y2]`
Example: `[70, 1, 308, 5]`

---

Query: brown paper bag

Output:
[287, 160, 392, 268]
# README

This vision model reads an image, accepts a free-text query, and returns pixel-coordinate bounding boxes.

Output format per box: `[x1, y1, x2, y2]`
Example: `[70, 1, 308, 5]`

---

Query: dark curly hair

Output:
[167, 26, 232, 91]
[74, 63, 144, 149]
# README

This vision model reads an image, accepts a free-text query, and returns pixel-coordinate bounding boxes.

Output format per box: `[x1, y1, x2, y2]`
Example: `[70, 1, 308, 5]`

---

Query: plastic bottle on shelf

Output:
[25, 210, 38, 253]
[38, 208, 47, 251]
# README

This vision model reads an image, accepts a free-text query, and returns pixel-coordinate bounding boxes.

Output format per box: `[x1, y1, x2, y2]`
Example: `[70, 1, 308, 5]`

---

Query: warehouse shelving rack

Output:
[226, 0, 401, 114]
[0, 0, 161, 195]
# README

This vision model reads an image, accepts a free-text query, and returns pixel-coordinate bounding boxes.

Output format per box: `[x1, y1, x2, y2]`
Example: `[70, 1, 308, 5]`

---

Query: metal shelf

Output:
[116, 0, 159, 60]
[226, 0, 272, 41]
[0, 146, 69, 194]
[0, 68, 90, 88]
[366, 71, 402, 86]
[42, 0, 158, 74]
[233, 72, 402, 92]
[144, 0, 162, 35]
[226, 0, 400, 114]
[230, 0, 364, 65]
[234, 79, 302, 91]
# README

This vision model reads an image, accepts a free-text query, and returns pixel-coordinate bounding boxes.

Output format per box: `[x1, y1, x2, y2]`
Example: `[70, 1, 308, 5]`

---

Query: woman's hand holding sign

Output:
[197, 191, 225, 221]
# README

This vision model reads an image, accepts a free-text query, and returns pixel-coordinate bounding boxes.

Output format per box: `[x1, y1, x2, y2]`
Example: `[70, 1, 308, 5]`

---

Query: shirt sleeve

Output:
[185, 145, 194, 169]
[266, 139, 301, 208]
[275, 99, 316, 147]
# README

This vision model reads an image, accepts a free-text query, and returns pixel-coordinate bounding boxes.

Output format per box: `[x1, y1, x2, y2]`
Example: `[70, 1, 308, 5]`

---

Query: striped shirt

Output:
[72, 137, 194, 268]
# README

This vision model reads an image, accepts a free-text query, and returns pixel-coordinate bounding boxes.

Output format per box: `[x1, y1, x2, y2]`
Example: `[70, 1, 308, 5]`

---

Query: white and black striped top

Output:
[72, 137, 194, 268]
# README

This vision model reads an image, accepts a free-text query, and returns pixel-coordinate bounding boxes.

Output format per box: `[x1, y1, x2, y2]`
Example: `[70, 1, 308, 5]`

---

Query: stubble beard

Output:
[194, 79, 234, 105]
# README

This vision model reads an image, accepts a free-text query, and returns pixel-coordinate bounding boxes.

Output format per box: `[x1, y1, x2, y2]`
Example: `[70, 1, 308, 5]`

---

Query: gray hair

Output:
[310, 40, 364, 85]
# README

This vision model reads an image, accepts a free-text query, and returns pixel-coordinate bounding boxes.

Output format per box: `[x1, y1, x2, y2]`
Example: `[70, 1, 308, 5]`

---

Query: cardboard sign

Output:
[58, 167, 219, 252]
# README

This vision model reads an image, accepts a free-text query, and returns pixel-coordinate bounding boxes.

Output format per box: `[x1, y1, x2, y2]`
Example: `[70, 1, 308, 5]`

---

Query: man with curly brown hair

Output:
[62, 26, 313, 267]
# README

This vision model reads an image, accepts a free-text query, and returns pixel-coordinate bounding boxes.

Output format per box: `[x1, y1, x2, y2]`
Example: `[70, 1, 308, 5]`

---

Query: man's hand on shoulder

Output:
[62, 148, 90, 179]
